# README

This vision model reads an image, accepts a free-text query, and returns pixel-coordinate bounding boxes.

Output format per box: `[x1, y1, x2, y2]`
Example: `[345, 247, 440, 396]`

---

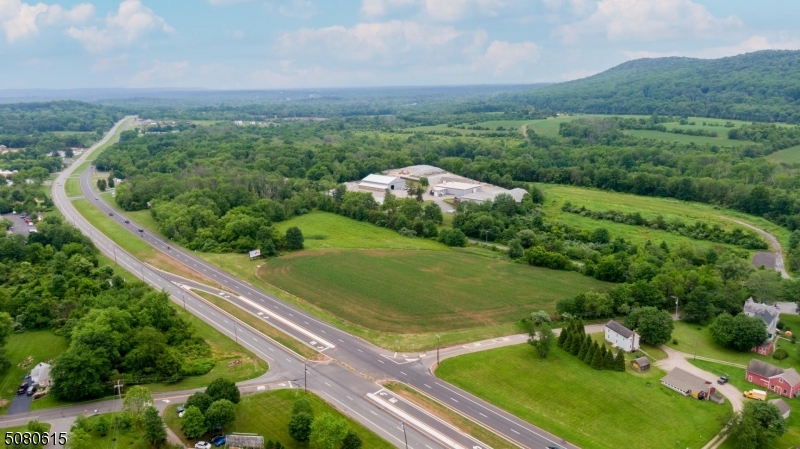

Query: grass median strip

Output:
[383, 382, 517, 449]
[193, 290, 318, 359]
[64, 177, 82, 197]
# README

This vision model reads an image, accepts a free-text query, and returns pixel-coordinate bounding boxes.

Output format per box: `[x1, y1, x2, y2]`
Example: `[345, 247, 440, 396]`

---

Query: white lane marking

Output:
[325, 382, 331, 387]
[511, 429, 520, 435]
[346, 396, 353, 401]
[424, 384, 432, 389]
[450, 398, 458, 403]
[479, 412, 487, 418]
[338, 339, 344, 343]
[400, 371, 407, 376]
[357, 349, 363, 353]
[378, 359, 384, 364]
[367, 393, 467, 449]
[235, 294, 335, 348]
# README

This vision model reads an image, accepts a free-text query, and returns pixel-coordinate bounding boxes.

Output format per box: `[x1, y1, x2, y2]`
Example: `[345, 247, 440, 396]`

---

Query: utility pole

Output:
[401, 422, 408, 449]
[436, 334, 440, 367]
[671, 295, 679, 320]
[113, 246, 117, 265]
[304, 361, 308, 393]
[234, 322, 238, 344]
[140, 267, 145, 282]
[114, 379, 124, 401]
[182, 292, 186, 311]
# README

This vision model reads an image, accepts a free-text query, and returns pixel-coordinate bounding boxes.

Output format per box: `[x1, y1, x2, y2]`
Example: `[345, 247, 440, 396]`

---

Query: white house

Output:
[358, 174, 406, 192]
[432, 181, 481, 197]
[30, 362, 51, 386]
[743, 297, 780, 355]
[604, 320, 640, 352]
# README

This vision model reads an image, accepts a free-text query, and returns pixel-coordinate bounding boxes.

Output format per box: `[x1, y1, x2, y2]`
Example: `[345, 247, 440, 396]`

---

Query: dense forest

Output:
[0, 217, 215, 400]
[513, 50, 800, 123]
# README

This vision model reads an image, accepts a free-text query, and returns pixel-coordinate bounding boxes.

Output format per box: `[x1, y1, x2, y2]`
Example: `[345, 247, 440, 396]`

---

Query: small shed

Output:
[661, 368, 716, 400]
[631, 356, 650, 372]
[225, 434, 264, 449]
[769, 398, 791, 419]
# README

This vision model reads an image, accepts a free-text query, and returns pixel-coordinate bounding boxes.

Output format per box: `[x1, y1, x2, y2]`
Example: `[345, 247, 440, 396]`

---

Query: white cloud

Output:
[278, 0, 316, 18]
[542, 0, 591, 15]
[67, 0, 174, 53]
[625, 35, 800, 60]
[474, 40, 541, 74]
[558, 0, 742, 43]
[0, 0, 93, 42]
[207, 0, 252, 5]
[129, 60, 189, 85]
[91, 53, 128, 72]
[360, 0, 507, 21]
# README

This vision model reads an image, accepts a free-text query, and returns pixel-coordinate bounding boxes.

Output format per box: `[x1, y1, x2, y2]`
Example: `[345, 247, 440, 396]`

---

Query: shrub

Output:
[773, 348, 789, 361]
[672, 339, 678, 345]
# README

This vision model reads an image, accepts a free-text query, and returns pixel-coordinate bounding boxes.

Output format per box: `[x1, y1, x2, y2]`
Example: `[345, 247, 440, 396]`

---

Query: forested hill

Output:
[514, 50, 800, 123]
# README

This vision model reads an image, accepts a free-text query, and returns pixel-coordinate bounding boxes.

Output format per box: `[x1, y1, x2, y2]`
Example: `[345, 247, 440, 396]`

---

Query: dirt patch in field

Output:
[752, 251, 777, 269]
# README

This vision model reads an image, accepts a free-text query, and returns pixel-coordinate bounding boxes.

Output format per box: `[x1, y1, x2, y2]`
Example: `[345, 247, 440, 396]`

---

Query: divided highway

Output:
[58, 118, 574, 449]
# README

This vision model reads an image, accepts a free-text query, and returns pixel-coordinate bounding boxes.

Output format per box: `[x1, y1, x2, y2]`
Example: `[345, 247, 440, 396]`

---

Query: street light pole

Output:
[671, 295, 679, 320]
[182, 292, 186, 310]
[234, 322, 238, 343]
[304, 361, 308, 393]
[436, 334, 440, 367]
[401, 422, 408, 449]
[113, 246, 117, 265]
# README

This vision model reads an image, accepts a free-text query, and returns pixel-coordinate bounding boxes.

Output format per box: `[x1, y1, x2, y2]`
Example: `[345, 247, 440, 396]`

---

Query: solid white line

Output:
[367, 393, 466, 449]
[235, 294, 335, 348]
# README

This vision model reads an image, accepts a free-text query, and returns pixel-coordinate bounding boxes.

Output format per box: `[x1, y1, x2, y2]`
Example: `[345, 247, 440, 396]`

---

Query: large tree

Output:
[309, 413, 349, 449]
[204, 399, 237, 430]
[710, 313, 768, 351]
[284, 226, 304, 251]
[725, 401, 787, 449]
[288, 412, 313, 443]
[185, 391, 213, 415]
[50, 346, 111, 400]
[205, 378, 240, 404]
[180, 406, 207, 439]
[528, 322, 555, 358]
[142, 406, 167, 446]
[623, 306, 674, 345]
[122, 386, 153, 417]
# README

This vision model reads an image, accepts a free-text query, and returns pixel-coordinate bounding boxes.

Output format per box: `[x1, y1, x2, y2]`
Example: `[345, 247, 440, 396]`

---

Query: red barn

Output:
[746, 359, 800, 399]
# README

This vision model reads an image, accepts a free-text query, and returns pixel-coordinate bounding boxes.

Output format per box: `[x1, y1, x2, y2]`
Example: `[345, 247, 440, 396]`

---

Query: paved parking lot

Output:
[3, 213, 37, 236]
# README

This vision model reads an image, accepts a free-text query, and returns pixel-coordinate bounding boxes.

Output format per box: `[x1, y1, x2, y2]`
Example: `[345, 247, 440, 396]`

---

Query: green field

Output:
[77, 412, 149, 449]
[275, 211, 448, 250]
[407, 119, 538, 136]
[626, 129, 750, 146]
[64, 178, 82, 197]
[437, 344, 728, 449]
[689, 359, 800, 449]
[526, 114, 613, 137]
[767, 145, 800, 164]
[260, 249, 610, 335]
[0, 331, 69, 414]
[667, 321, 800, 372]
[537, 183, 790, 251]
[165, 390, 393, 449]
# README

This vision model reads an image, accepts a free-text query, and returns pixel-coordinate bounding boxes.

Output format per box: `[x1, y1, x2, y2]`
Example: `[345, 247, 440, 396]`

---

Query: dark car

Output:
[26, 383, 38, 396]
[17, 383, 28, 395]
[108, 212, 114, 216]
[717, 376, 729, 385]
[138, 228, 144, 233]
[209, 434, 222, 442]
[213, 436, 226, 447]
[124, 219, 129, 224]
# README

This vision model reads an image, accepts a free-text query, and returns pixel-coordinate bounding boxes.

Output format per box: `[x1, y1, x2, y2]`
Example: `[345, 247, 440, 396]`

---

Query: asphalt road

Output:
[58, 117, 574, 449]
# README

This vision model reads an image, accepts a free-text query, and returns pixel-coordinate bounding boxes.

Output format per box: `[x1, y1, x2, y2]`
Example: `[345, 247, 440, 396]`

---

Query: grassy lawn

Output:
[666, 321, 800, 371]
[0, 331, 69, 415]
[275, 211, 447, 251]
[625, 129, 750, 146]
[384, 382, 516, 449]
[406, 119, 537, 136]
[767, 144, 800, 164]
[0, 423, 51, 447]
[587, 332, 668, 361]
[64, 178, 82, 197]
[537, 183, 790, 252]
[164, 389, 393, 449]
[260, 249, 610, 335]
[437, 344, 728, 449]
[689, 360, 800, 449]
[79, 412, 149, 449]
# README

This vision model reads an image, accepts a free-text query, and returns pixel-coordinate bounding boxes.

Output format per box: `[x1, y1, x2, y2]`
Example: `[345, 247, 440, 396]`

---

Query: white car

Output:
[194, 442, 211, 449]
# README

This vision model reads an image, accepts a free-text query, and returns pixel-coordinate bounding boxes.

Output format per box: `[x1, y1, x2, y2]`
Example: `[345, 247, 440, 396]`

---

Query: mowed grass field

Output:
[275, 211, 447, 250]
[437, 345, 728, 449]
[64, 177, 83, 197]
[165, 390, 394, 449]
[536, 183, 790, 251]
[767, 144, 800, 164]
[260, 249, 610, 334]
[407, 119, 539, 136]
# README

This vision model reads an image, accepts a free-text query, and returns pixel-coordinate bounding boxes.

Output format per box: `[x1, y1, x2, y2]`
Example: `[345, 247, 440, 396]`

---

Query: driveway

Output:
[656, 346, 743, 412]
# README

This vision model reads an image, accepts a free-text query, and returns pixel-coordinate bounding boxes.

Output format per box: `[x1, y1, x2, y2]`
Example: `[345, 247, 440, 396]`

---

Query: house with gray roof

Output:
[769, 398, 791, 418]
[746, 358, 800, 398]
[743, 297, 781, 355]
[604, 320, 639, 352]
[661, 368, 716, 400]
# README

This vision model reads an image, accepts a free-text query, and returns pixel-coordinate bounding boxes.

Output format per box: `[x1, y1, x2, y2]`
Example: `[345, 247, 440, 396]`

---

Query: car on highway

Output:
[138, 228, 144, 233]
[194, 442, 211, 449]
[108, 212, 114, 216]
[124, 219, 129, 224]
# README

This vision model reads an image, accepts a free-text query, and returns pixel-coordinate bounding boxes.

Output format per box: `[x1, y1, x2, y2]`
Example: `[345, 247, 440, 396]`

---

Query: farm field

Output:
[0, 331, 68, 415]
[767, 144, 800, 164]
[275, 211, 447, 251]
[437, 344, 728, 449]
[164, 389, 394, 449]
[406, 119, 538, 135]
[526, 114, 615, 137]
[666, 321, 800, 372]
[625, 129, 750, 146]
[536, 183, 790, 251]
[689, 359, 800, 449]
[259, 249, 610, 335]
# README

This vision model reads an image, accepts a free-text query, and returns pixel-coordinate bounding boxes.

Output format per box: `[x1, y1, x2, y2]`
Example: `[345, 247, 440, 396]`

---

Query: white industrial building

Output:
[604, 320, 640, 352]
[459, 188, 529, 204]
[433, 181, 481, 197]
[358, 174, 406, 192]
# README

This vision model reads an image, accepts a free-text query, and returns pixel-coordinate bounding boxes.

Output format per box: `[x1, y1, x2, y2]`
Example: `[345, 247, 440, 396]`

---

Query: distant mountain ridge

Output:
[515, 50, 800, 123]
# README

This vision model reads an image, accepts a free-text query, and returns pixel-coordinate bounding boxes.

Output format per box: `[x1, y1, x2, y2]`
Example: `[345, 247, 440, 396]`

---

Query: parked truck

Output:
[743, 389, 767, 401]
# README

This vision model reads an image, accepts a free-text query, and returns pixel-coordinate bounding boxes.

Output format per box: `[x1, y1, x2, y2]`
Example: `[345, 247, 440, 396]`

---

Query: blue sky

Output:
[1, 0, 798, 89]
